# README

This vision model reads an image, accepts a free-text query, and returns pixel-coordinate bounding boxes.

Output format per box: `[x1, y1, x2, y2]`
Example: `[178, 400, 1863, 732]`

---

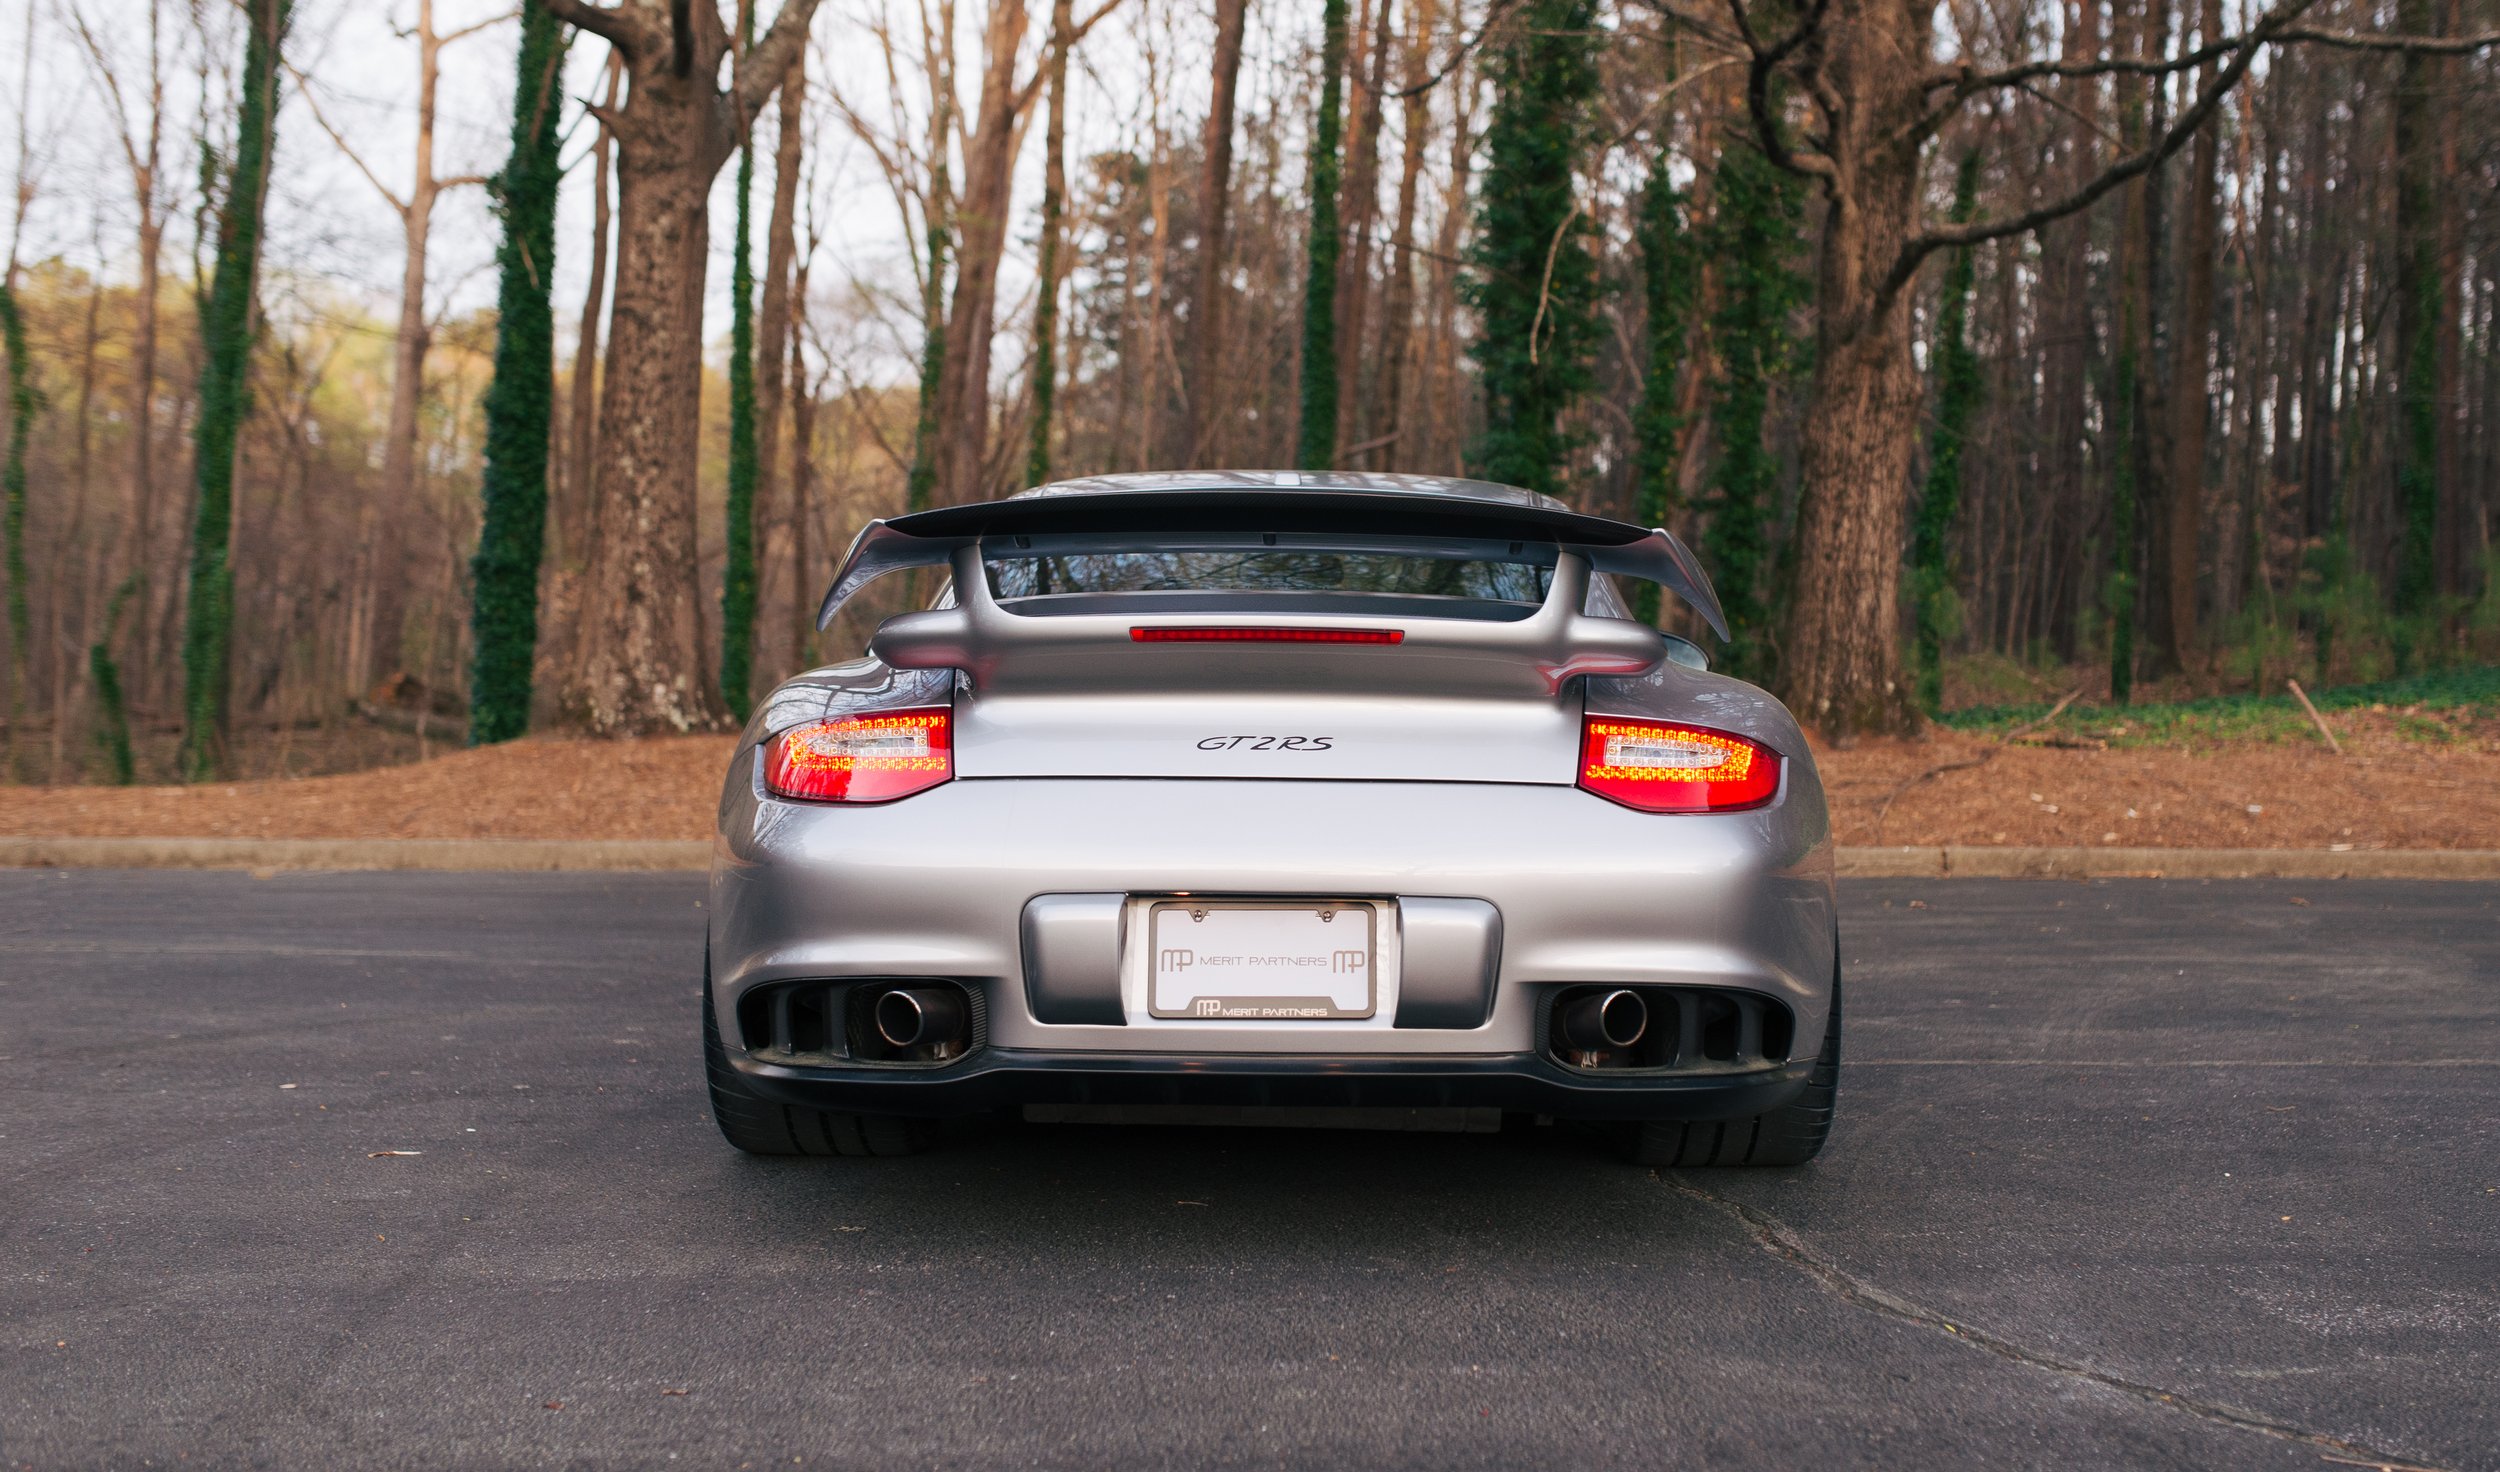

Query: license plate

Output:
[1147, 901, 1376, 1020]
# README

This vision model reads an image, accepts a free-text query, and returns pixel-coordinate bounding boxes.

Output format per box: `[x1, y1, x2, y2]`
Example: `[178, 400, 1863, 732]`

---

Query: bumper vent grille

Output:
[737, 980, 987, 1068]
[1541, 985, 1795, 1074]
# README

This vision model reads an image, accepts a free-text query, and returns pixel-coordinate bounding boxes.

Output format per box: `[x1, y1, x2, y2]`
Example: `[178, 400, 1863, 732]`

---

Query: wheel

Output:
[703, 967, 929, 1157]
[1619, 973, 1841, 1168]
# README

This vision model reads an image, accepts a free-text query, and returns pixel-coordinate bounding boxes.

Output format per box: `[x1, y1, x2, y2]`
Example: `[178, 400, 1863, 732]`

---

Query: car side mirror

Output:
[1659, 632, 1709, 672]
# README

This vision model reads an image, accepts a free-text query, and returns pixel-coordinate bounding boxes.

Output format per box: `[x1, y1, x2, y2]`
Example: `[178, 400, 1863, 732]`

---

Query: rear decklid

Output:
[814, 474, 1727, 784]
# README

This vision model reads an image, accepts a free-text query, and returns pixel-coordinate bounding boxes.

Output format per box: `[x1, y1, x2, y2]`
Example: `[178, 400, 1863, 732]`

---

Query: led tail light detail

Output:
[1578, 717, 1781, 813]
[764, 707, 953, 804]
[1130, 626, 1404, 645]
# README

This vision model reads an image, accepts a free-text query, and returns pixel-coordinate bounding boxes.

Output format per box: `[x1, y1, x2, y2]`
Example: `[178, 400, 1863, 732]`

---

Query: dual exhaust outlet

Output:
[872, 985, 972, 1058]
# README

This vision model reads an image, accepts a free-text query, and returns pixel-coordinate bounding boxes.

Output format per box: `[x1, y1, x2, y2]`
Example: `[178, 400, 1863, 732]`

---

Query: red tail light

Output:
[1578, 717, 1781, 813]
[763, 707, 953, 804]
[1130, 626, 1404, 644]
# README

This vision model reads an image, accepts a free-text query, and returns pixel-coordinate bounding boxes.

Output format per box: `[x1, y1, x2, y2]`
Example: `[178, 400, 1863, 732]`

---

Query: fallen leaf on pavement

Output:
[367, 1150, 423, 1158]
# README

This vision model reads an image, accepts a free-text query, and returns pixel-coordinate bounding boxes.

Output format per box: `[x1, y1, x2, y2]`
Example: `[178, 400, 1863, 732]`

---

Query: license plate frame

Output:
[1145, 900, 1378, 1020]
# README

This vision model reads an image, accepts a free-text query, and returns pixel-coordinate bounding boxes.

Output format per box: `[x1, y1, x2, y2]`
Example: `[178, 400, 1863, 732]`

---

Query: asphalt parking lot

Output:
[2, 871, 2494, 1470]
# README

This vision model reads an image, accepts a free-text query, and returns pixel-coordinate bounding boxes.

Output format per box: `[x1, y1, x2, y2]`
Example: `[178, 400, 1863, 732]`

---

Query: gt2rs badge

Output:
[1196, 735, 1335, 751]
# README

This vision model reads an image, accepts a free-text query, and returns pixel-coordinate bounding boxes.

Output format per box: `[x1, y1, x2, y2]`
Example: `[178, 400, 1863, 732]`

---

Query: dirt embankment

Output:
[2, 716, 2495, 849]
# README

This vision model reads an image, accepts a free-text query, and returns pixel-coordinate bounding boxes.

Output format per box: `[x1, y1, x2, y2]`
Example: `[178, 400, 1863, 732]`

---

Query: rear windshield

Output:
[985, 551, 1554, 603]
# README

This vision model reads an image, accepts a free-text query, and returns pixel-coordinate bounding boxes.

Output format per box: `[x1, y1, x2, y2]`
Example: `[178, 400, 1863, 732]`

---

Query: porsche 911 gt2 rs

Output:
[703, 472, 1839, 1166]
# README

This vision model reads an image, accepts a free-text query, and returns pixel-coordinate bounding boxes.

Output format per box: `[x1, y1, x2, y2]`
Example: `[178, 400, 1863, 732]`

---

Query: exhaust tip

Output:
[874, 986, 969, 1051]
[1556, 987, 1647, 1053]
[1595, 989, 1647, 1048]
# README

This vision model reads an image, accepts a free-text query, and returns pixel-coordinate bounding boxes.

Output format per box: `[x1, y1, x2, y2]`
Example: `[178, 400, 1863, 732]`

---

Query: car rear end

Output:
[705, 477, 1838, 1162]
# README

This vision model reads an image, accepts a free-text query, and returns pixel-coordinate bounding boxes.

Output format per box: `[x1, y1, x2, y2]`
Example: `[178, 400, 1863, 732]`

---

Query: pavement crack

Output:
[1659, 1173, 2451, 1472]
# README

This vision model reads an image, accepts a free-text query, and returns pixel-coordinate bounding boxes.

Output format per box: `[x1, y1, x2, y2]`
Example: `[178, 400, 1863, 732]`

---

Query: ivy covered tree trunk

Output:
[1028, 0, 1073, 486]
[1629, 147, 1695, 624]
[1912, 150, 1982, 715]
[2389, 0, 2448, 666]
[179, 0, 289, 781]
[1296, 0, 1350, 471]
[466, 2, 565, 744]
[2108, 14, 2156, 707]
[89, 576, 140, 784]
[720, 3, 762, 719]
[1461, 0, 1600, 498]
[1696, 135, 1804, 678]
[0, 280, 30, 699]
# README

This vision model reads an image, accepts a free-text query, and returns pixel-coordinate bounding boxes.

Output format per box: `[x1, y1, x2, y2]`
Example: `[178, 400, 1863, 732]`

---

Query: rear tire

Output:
[1619, 974, 1840, 1168]
[703, 968, 929, 1157]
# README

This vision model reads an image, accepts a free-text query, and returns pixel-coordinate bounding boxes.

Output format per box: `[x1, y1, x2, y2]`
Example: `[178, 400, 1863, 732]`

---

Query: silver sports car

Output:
[704, 472, 1839, 1166]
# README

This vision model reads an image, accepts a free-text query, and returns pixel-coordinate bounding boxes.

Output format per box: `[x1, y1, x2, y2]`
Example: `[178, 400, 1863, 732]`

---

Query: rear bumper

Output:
[730, 1046, 1817, 1121]
[709, 769, 1835, 1116]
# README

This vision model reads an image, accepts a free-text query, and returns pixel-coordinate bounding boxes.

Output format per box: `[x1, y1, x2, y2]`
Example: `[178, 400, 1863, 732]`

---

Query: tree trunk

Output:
[904, 0, 956, 512]
[930, 0, 1033, 504]
[755, 43, 803, 678]
[559, 53, 620, 572]
[1771, 0, 1931, 736]
[1184, 0, 1251, 461]
[1371, 0, 1433, 471]
[1027, 0, 1072, 485]
[466, 1, 564, 744]
[179, 0, 288, 779]
[1297, 0, 1351, 471]
[1332, 0, 1393, 460]
[2162, 0, 2220, 674]
[548, 0, 821, 735]
[2036, 0, 2100, 665]
[721, 0, 764, 720]
[2389, 0, 2446, 657]
[786, 252, 816, 664]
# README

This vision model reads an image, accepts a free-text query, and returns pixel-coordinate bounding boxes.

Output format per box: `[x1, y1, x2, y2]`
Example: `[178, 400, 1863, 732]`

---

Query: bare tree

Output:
[289, 0, 503, 699]
[927, 0, 1126, 503]
[753, 35, 805, 678]
[539, 0, 824, 735]
[1184, 0, 1252, 461]
[559, 49, 623, 570]
[65, 0, 174, 702]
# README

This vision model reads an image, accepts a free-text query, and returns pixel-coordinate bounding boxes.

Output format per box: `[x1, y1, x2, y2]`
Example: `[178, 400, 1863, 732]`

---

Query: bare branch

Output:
[440, 9, 521, 46]
[1925, 32, 2242, 96]
[1880, 0, 2320, 303]
[2270, 23, 2500, 50]
[1011, 0, 1134, 115]
[1727, 0, 1840, 181]
[1394, 0, 1523, 98]
[281, 61, 410, 215]
[731, 0, 827, 123]
[1911, 13, 2500, 147]
[540, 0, 639, 51]
[61, 3, 147, 185]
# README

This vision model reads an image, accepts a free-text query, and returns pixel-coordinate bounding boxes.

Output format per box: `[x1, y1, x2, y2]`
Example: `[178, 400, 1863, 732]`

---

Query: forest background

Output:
[0, 0, 2496, 785]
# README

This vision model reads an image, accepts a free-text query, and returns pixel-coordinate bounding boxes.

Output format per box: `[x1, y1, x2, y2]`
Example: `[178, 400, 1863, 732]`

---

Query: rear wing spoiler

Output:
[815, 486, 1731, 642]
